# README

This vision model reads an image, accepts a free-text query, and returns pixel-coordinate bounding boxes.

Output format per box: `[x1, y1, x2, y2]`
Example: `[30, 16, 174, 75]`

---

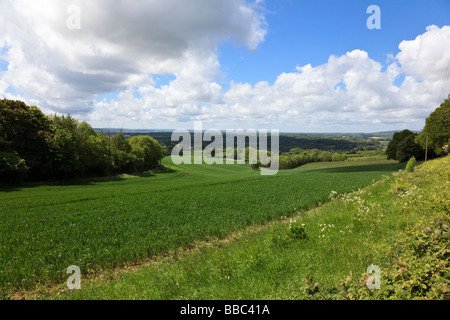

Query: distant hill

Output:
[94, 129, 390, 153]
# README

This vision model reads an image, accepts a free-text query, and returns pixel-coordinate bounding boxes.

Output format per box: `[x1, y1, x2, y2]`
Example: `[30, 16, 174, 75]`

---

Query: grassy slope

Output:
[44, 156, 449, 300]
[0, 158, 405, 297]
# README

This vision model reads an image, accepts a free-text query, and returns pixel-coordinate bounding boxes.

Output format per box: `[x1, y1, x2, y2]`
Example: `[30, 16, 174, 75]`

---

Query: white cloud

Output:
[0, 0, 266, 115]
[207, 25, 450, 132]
[397, 25, 450, 82]
[0, 1, 449, 132]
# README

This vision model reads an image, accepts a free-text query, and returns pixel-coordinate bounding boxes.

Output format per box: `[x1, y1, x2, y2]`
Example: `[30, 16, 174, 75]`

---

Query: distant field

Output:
[0, 157, 405, 296]
[298, 159, 397, 169]
[346, 155, 390, 161]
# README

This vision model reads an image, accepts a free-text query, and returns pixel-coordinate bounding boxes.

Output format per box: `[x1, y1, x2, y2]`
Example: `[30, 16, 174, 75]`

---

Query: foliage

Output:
[302, 207, 449, 300]
[0, 100, 164, 183]
[386, 130, 412, 160]
[405, 156, 416, 173]
[0, 151, 28, 183]
[301, 156, 450, 300]
[0, 99, 53, 180]
[77, 122, 110, 176]
[386, 129, 424, 162]
[279, 149, 333, 169]
[110, 132, 131, 153]
[417, 97, 450, 157]
[129, 135, 165, 171]
[108, 132, 135, 173]
[279, 149, 384, 170]
[396, 135, 424, 163]
[332, 153, 348, 162]
[109, 133, 165, 174]
[288, 221, 308, 240]
[48, 115, 111, 179]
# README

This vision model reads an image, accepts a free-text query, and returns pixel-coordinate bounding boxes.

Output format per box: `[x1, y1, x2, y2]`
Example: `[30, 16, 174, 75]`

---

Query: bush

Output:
[332, 153, 348, 162]
[288, 221, 308, 240]
[405, 156, 417, 173]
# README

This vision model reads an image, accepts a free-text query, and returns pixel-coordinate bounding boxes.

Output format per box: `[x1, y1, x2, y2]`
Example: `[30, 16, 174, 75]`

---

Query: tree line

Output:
[386, 97, 450, 162]
[0, 99, 165, 183]
[278, 149, 349, 170]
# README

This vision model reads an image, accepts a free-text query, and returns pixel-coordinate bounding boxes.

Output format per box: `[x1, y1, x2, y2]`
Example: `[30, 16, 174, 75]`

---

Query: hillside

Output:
[39, 155, 449, 300]
[1, 158, 405, 299]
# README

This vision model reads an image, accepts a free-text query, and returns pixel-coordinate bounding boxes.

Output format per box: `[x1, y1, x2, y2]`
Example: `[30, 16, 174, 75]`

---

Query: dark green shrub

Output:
[288, 222, 308, 240]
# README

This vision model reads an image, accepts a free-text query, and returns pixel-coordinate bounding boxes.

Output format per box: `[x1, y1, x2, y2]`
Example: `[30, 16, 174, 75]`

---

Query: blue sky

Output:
[1, 0, 450, 132]
[218, 0, 450, 88]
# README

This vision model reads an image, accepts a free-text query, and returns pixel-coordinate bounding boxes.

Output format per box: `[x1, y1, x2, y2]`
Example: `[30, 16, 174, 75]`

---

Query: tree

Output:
[386, 129, 423, 162]
[0, 99, 53, 180]
[416, 97, 450, 157]
[77, 122, 109, 176]
[111, 132, 131, 153]
[0, 151, 28, 183]
[332, 153, 348, 162]
[48, 115, 109, 179]
[317, 151, 332, 162]
[396, 135, 424, 163]
[47, 121, 79, 178]
[1, 100, 167, 181]
[129, 136, 165, 171]
[110, 132, 136, 173]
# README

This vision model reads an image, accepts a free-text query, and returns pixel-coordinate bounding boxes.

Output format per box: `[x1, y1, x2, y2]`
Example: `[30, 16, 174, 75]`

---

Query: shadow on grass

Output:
[0, 165, 176, 192]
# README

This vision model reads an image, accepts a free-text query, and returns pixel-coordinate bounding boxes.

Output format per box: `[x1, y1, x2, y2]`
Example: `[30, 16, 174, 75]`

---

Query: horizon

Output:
[93, 127, 418, 136]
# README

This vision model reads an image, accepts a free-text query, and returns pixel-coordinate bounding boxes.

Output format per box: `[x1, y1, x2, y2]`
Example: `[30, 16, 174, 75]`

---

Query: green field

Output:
[0, 158, 406, 297]
[48, 155, 448, 300]
[298, 159, 397, 169]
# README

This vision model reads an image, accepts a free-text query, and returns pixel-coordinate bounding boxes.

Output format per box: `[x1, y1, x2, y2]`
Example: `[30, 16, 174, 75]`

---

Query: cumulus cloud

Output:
[0, 0, 266, 115]
[209, 25, 450, 131]
[0, 0, 449, 132]
[397, 25, 450, 82]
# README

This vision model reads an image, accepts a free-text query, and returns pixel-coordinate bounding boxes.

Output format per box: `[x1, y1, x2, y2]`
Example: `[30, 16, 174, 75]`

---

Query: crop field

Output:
[298, 159, 398, 169]
[50, 156, 449, 300]
[0, 158, 405, 296]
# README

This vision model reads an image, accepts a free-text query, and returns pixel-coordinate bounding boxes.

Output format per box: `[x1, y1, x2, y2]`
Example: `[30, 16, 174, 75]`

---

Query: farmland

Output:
[0, 158, 405, 297]
[49, 155, 449, 300]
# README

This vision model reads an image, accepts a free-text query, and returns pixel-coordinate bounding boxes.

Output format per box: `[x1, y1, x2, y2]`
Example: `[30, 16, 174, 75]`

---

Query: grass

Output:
[39, 155, 448, 300]
[299, 159, 397, 169]
[0, 158, 405, 298]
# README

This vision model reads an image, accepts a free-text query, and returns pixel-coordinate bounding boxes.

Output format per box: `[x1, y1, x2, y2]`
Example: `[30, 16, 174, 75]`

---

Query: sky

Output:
[0, 0, 449, 133]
